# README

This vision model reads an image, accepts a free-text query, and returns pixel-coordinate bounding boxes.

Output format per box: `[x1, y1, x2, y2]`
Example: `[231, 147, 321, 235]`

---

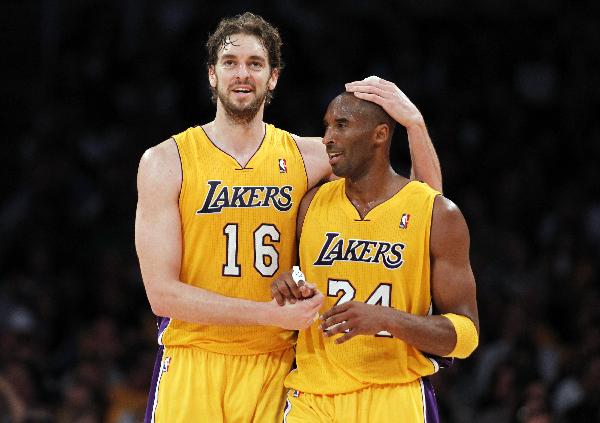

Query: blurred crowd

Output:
[1, 1, 599, 422]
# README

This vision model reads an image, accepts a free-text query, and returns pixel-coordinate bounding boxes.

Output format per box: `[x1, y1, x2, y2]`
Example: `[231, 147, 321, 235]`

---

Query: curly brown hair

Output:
[206, 12, 284, 105]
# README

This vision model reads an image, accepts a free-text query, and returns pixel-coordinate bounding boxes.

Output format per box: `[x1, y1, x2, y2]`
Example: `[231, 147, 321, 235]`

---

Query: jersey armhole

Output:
[290, 134, 310, 194]
[171, 137, 185, 206]
[297, 185, 323, 245]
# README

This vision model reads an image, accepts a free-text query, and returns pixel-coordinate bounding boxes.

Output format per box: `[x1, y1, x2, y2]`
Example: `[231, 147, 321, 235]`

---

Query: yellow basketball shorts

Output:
[283, 378, 440, 423]
[145, 345, 295, 423]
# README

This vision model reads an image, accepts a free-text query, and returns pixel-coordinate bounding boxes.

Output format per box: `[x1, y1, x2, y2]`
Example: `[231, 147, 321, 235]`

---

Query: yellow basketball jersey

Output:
[286, 179, 441, 394]
[159, 124, 308, 355]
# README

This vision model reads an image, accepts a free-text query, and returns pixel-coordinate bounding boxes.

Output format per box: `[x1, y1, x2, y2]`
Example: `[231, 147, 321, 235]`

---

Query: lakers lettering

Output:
[313, 232, 405, 269]
[196, 180, 293, 214]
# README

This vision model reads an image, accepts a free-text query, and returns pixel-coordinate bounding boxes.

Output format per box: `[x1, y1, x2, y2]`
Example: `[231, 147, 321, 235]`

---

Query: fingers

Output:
[271, 274, 305, 305]
[299, 281, 317, 298]
[320, 311, 349, 331]
[345, 84, 389, 98]
[272, 283, 294, 305]
[345, 75, 392, 88]
[351, 91, 385, 106]
[321, 301, 350, 321]
[334, 329, 357, 344]
[279, 281, 299, 304]
[323, 319, 351, 335]
[288, 278, 304, 300]
[271, 286, 286, 306]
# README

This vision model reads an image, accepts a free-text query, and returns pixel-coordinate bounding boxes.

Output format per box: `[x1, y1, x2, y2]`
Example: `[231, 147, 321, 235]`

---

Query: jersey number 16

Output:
[222, 223, 280, 277]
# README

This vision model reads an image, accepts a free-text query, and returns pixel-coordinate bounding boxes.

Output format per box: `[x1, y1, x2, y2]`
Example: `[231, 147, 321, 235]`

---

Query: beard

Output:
[215, 78, 269, 125]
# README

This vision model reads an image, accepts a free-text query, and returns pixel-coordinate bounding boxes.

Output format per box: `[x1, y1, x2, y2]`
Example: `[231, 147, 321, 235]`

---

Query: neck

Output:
[344, 162, 407, 219]
[204, 102, 267, 158]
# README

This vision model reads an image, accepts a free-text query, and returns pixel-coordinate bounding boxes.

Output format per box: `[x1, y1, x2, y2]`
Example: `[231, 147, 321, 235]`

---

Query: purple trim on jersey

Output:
[428, 355, 454, 370]
[422, 377, 440, 423]
[157, 316, 171, 345]
[144, 345, 164, 423]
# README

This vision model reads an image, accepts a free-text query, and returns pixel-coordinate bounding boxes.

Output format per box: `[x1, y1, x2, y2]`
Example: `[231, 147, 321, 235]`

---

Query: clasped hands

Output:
[271, 269, 390, 344]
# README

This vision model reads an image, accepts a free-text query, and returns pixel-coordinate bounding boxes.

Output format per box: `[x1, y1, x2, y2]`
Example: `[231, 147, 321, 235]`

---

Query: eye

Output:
[223, 59, 235, 67]
[250, 61, 264, 69]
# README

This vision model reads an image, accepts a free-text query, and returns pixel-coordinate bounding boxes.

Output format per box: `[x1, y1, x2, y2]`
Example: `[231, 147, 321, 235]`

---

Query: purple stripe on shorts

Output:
[144, 345, 164, 423]
[422, 377, 440, 423]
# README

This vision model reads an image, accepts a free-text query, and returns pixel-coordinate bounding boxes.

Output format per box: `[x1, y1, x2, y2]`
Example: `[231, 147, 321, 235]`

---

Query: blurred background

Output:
[1, 1, 599, 422]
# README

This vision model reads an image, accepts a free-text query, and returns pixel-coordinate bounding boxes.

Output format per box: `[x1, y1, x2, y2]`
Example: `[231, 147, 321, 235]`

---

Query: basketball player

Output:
[271, 92, 479, 422]
[135, 12, 443, 423]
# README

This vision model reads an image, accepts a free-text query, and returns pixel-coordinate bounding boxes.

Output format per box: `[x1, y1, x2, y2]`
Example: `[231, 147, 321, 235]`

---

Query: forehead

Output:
[218, 33, 268, 59]
[325, 95, 365, 121]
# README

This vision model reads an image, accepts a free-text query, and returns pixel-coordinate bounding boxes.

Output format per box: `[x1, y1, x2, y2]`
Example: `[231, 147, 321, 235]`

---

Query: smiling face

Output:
[322, 94, 381, 178]
[208, 33, 279, 124]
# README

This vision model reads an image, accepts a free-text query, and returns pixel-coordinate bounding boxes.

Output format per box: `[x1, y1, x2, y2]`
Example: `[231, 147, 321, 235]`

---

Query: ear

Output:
[268, 68, 280, 90]
[208, 65, 217, 88]
[373, 123, 390, 146]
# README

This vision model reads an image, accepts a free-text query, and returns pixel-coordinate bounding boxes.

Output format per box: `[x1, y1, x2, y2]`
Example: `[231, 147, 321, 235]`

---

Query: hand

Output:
[320, 301, 390, 344]
[271, 269, 318, 306]
[345, 76, 424, 129]
[269, 291, 324, 330]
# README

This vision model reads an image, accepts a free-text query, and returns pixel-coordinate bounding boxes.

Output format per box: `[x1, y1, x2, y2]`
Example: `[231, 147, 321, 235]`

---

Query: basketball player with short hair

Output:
[272, 92, 479, 422]
[135, 12, 443, 423]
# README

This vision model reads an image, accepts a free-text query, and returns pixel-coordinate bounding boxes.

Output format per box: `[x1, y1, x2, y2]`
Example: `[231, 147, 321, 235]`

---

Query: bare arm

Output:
[321, 196, 479, 358]
[293, 135, 334, 189]
[346, 76, 443, 192]
[135, 139, 322, 329]
[379, 196, 477, 354]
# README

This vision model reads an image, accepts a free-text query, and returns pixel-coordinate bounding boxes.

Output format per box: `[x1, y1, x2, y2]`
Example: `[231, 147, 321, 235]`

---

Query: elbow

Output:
[144, 282, 169, 317]
[149, 299, 167, 317]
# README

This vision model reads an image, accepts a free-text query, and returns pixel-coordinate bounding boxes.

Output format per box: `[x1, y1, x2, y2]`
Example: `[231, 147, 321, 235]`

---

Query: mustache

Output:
[228, 80, 256, 90]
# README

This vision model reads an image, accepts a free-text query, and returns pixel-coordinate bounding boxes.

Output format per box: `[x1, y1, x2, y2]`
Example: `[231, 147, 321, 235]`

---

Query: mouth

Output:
[231, 86, 254, 95]
[327, 151, 343, 165]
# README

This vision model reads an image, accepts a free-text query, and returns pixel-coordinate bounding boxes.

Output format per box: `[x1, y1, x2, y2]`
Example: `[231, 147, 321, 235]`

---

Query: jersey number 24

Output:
[328, 279, 393, 337]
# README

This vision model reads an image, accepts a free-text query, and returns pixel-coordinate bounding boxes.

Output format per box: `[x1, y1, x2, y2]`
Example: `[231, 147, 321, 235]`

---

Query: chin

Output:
[331, 167, 347, 178]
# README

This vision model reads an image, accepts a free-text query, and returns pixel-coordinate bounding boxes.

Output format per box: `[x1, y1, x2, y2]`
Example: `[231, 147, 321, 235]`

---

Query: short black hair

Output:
[338, 92, 396, 141]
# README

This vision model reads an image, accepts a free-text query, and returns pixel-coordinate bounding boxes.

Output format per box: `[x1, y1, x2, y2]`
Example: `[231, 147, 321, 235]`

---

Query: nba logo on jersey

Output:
[400, 213, 411, 229]
[161, 356, 171, 373]
[278, 158, 287, 173]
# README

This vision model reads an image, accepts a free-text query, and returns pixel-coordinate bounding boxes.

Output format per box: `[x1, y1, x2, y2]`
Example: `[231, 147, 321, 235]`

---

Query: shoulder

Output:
[431, 196, 470, 254]
[432, 196, 464, 225]
[291, 135, 332, 189]
[139, 138, 180, 174]
[292, 135, 325, 159]
[137, 138, 182, 195]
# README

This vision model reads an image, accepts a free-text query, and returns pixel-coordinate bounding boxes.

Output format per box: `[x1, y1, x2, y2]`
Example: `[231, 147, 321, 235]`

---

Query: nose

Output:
[323, 126, 334, 145]
[234, 63, 251, 79]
